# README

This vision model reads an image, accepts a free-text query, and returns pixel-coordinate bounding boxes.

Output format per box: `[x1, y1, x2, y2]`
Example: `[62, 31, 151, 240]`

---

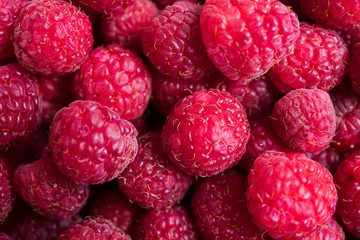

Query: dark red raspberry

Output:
[58, 217, 131, 240]
[72, 0, 134, 13]
[0, 63, 42, 146]
[162, 89, 250, 177]
[334, 149, 360, 238]
[101, 0, 159, 53]
[200, 0, 300, 83]
[72, 44, 152, 121]
[0, 233, 10, 240]
[246, 151, 337, 239]
[192, 170, 269, 240]
[268, 22, 348, 92]
[13, 0, 93, 76]
[346, 28, 360, 95]
[88, 188, 143, 234]
[132, 205, 199, 240]
[303, 217, 345, 240]
[0, 157, 14, 223]
[299, 0, 360, 31]
[119, 132, 192, 209]
[151, 0, 198, 9]
[142, 1, 216, 80]
[271, 88, 336, 154]
[310, 148, 343, 174]
[0, 0, 26, 61]
[14, 156, 89, 220]
[49, 100, 138, 184]
[9, 212, 82, 240]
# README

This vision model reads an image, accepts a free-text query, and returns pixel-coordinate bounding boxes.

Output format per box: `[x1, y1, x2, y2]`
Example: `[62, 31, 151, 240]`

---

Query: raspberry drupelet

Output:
[151, 0, 198, 9]
[71, 0, 134, 14]
[0, 157, 14, 223]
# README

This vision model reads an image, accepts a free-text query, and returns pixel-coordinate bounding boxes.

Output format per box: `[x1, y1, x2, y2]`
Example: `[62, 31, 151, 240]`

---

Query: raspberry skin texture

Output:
[268, 22, 348, 92]
[101, 0, 159, 53]
[58, 217, 131, 240]
[0, 63, 42, 146]
[0, 157, 15, 223]
[72, 0, 134, 14]
[132, 205, 199, 240]
[200, 0, 300, 83]
[162, 89, 250, 177]
[13, 156, 89, 220]
[13, 0, 94, 76]
[310, 148, 343, 174]
[119, 131, 192, 209]
[49, 100, 138, 184]
[142, 1, 216, 81]
[246, 151, 338, 239]
[72, 44, 152, 121]
[302, 217, 345, 240]
[299, 0, 360, 31]
[192, 170, 269, 240]
[271, 88, 336, 154]
[151, 0, 198, 9]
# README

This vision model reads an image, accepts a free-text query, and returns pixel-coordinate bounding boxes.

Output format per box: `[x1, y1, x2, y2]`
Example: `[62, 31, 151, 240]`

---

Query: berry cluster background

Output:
[0, 0, 359, 239]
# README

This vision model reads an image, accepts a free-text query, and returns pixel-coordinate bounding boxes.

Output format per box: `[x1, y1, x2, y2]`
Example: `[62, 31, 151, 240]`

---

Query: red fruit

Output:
[0, 63, 42, 146]
[303, 217, 345, 240]
[310, 148, 343, 174]
[119, 132, 192, 209]
[101, 0, 159, 53]
[200, 0, 300, 83]
[192, 170, 269, 240]
[72, 44, 152, 121]
[271, 88, 336, 154]
[162, 89, 250, 177]
[246, 151, 337, 239]
[132, 205, 199, 240]
[58, 217, 131, 240]
[0, 233, 10, 240]
[14, 156, 89, 220]
[269, 22, 348, 92]
[49, 100, 138, 184]
[72, 0, 134, 13]
[151, 0, 198, 9]
[142, 1, 216, 80]
[9, 212, 82, 240]
[0, 157, 14, 223]
[13, 0, 93, 76]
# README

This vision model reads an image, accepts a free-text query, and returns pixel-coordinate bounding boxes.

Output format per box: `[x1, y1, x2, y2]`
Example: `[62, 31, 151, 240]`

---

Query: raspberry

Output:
[310, 148, 343, 174]
[13, 156, 89, 220]
[299, 0, 360, 31]
[192, 170, 269, 239]
[0, 157, 14, 223]
[9, 212, 82, 240]
[132, 205, 199, 240]
[13, 0, 93, 76]
[58, 217, 131, 240]
[72, 0, 134, 13]
[268, 22, 348, 92]
[72, 44, 152, 121]
[49, 100, 138, 184]
[88, 188, 143, 234]
[246, 151, 337, 239]
[0, 63, 42, 146]
[334, 149, 360, 238]
[151, 0, 198, 9]
[101, 0, 159, 53]
[303, 217, 345, 240]
[162, 89, 250, 177]
[0, 0, 26, 61]
[0, 233, 10, 240]
[271, 88, 336, 154]
[119, 131, 192, 209]
[142, 1, 216, 80]
[200, 0, 300, 83]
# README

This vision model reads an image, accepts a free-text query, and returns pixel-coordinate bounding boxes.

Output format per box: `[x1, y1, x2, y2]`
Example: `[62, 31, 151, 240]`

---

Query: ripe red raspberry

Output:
[0, 63, 42, 146]
[192, 170, 269, 240]
[302, 217, 345, 240]
[0, 157, 14, 223]
[334, 149, 360, 238]
[0, 0, 26, 61]
[271, 88, 336, 154]
[299, 0, 360, 31]
[132, 205, 199, 240]
[9, 212, 82, 240]
[162, 89, 250, 177]
[13, 156, 89, 220]
[72, 0, 134, 13]
[0, 233, 10, 240]
[310, 148, 343, 174]
[119, 132, 192, 209]
[246, 151, 337, 239]
[49, 100, 138, 184]
[200, 0, 300, 83]
[58, 217, 131, 240]
[13, 0, 93, 76]
[72, 44, 152, 121]
[88, 188, 143, 234]
[151, 0, 198, 9]
[101, 0, 159, 53]
[268, 22, 348, 92]
[142, 1, 216, 80]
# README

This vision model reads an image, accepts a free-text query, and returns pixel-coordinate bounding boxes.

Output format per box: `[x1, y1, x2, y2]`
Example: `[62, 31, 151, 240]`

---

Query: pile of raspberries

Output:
[2, 0, 360, 239]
